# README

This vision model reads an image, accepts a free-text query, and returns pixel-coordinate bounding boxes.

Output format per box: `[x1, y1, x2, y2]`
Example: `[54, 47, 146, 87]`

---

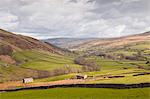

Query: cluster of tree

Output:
[74, 57, 100, 72]
[34, 65, 81, 79]
[52, 65, 81, 76]
[0, 45, 13, 56]
[124, 56, 138, 60]
[93, 50, 147, 61]
[93, 52, 118, 60]
[124, 51, 146, 61]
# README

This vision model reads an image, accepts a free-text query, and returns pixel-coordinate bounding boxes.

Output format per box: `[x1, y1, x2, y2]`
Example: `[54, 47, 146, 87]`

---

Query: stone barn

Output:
[76, 74, 87, 79]
[22, 78, 34, 83]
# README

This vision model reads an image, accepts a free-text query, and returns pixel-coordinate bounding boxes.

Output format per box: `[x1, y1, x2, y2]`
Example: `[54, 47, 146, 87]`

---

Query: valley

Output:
[0, 29, 150, 99]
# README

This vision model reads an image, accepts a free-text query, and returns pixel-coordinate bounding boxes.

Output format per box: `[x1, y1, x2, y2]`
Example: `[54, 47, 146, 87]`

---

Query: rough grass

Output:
[1, 88, 150, 99]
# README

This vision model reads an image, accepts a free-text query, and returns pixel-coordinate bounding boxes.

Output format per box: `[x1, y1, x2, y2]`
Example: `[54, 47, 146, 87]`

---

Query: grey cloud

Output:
[0, 0, 149, 39]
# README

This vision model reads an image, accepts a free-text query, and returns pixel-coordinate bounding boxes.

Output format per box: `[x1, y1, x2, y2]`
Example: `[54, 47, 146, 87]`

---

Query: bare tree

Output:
[74, 57, 101, 72]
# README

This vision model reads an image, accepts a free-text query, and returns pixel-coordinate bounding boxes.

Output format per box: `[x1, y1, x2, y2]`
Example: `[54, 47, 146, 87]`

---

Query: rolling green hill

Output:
[75, 31, 149, 51]
[0, 29, 149, 86]
[0, 29, 80, 82]
[0, 50, 81, 82]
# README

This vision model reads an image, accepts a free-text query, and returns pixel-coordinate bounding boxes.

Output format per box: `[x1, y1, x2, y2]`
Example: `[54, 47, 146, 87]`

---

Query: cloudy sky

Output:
[0, 0, 150, 39]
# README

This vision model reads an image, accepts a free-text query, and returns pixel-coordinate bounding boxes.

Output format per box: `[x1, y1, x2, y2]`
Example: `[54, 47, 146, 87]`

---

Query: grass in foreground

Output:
[1, 88, 150, 99]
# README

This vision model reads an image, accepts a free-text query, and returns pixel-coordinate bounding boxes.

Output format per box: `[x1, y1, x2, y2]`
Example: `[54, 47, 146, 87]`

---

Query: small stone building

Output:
[22, 78, 34, 83]
[76, 74, 87, 79]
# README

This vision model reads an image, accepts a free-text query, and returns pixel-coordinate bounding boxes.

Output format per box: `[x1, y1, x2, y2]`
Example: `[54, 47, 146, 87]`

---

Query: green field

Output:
[33, 55, 150, 84]
[0, 26, 150, 99]
[35, 73, 75, 82]
[87, 74, 150, 84]
[0, 50, 82, 82]
[0, 42, 150, 92]
[13, 50, 81, 71]
[131, 42, 150, 50]
[1, 49, 149, 83]
[1, 88, 150, 99]
[34, 68, 150, 84]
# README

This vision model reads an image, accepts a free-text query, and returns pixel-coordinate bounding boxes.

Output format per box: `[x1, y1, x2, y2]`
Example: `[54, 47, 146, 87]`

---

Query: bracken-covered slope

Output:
[0, 29, 64, 54]
[69, 31, 150, 51]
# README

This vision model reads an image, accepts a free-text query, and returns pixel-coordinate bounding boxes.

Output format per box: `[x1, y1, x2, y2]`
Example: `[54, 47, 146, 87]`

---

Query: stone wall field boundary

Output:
[1, 83, 150, 92]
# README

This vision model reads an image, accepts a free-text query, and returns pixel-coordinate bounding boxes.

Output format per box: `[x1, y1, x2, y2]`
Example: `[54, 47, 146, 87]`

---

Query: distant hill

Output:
[0, 29, 66, 54]
[44, 32, 150, 52]
[67, 31, 150, 51]
[44, 38, 98, 49]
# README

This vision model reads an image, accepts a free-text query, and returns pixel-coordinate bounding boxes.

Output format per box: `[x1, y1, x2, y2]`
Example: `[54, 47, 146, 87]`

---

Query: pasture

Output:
[1, 88, 150, 99]
[13, 50, 81, 71]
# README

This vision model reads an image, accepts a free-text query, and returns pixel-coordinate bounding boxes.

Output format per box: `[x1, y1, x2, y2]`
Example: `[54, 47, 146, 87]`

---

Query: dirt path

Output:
[0, 75, 113, 90]
[0, 79, 85, 90]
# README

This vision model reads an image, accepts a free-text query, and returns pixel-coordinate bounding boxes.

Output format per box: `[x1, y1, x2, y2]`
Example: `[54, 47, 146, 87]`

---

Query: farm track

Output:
[1, 71, 150, 91]
[0, 75, 120, 90]
[0, 79, 85, 90]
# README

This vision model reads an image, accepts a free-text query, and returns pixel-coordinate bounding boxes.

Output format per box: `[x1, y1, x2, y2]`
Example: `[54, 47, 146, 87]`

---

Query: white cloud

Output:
[121, 0, 141, 3]
[0, 11, 18, 30]
[97, 25, 126, 37]
[0, 0, 149, 39]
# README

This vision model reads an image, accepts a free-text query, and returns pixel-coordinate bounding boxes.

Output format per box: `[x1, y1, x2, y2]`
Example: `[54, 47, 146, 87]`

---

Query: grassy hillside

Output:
[0, 29, 67, 54]
[69, 31, 150, 52]
[0, 50, 81, 82]
[0, 29, 80, 82]
[1, 88, 150, 99]
[0, 65, 38, 82]
[13, 50, 80, 71]
[34, 56, 150, 84]
[0, 29, 149, 90]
